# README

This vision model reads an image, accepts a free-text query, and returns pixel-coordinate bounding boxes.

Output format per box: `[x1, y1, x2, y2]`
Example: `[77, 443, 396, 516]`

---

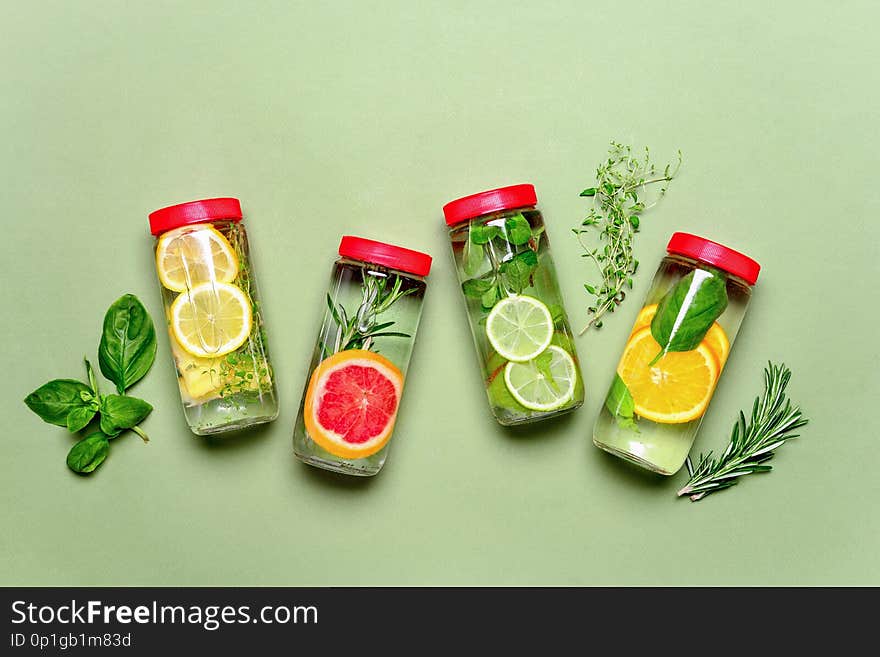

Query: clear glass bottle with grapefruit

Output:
[149, 197, 279, 435]
[593, 232, 760, 475]
[443, 184, 584, 426]
[292, 236, 431, 476]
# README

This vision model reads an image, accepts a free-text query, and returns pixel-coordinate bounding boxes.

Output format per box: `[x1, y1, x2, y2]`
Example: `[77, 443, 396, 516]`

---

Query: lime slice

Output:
[486, 295, 553, 362]
[503, 345, 577, 411]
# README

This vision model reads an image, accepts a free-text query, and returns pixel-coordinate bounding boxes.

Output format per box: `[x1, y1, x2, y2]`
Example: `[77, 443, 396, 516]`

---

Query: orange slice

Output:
[303, 349, 403, 460]
[630, 303, 729, 369]
[618, 327, 719, 424]
[703, 323, 730, 367]
[631, 303, 659, 334]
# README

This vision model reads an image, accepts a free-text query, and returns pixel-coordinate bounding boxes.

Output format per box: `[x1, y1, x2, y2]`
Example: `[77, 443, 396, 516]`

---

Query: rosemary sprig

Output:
[573, 141, 681, 334]
[678, 362, 809, 502]
[327, 273, 414, 355]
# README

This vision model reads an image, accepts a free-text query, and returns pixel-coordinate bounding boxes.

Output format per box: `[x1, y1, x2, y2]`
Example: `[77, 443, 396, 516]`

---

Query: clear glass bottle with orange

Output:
[593, 233, 760, 475]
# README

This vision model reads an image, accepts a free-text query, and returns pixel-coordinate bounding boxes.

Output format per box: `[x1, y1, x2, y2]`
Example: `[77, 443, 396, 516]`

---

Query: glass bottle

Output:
[443, 184, 584, 426]
[148, 197, 279, 435]
[293, 236, 431, 476]
[593, 232, 760, 475]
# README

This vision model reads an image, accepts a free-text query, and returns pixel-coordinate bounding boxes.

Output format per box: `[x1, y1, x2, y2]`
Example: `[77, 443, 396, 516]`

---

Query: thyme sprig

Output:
[220, 222, 273, 398]
[679, 362, 809, 502]
[573, 141, 681, 334]
[327, 273, 414, 354]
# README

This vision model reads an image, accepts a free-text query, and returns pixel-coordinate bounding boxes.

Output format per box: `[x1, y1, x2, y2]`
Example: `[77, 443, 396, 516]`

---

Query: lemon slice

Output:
[170, 338, 270, 403]
[503, 345, 577, 411]
[156, 225, 238, 292]
[169, 339, 225, 402]
[170, 282, 252, 358]
[486, 295, 554, 362]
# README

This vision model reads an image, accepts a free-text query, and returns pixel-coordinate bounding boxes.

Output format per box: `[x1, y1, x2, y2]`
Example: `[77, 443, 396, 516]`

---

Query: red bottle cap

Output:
[666, 232, 760, 285]
[149, 197, 243, 236]
[339, 236, 433, 277]
[442, 184, 537, 226]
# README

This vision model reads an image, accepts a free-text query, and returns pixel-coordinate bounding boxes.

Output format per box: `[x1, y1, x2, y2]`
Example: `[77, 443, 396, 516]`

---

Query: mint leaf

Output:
[462, 275, 496, 298]
[504, 214, 532, 246]
[534, 351, 559, 392]
[463, 239, 485, 276]
[499, 250, 538, 294]
[481, 285, 500, 309]
[470, 224, 500, 244]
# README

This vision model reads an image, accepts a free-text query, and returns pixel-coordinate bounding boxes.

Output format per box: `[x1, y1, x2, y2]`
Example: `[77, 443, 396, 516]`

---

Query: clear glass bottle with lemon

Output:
[593, 232, 760, 475]
[292, 236, 431, 476]
[443, 184, 584, 426]
[149, 198, 278, 435]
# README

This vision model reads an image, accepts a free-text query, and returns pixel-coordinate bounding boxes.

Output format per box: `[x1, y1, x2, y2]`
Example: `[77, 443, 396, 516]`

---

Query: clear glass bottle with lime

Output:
[149, 197, 279, 435]
[443, 184, 584, 425]
[592, 233, 759, 475]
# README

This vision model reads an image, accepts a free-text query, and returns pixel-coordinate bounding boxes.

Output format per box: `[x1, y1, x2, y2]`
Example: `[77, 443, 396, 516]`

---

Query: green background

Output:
[2, 0, 878, 586]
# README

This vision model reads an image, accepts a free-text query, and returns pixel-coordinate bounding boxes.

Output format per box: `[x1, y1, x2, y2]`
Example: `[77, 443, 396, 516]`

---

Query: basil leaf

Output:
[605, 374, 634, 418]
[99, 394, 152, 437]
[504, 214, 532, 246]
[470, 224, 500, 245]
[462, 239, 485, 276]
[66, 432, 110, 474]
[650, 269, 728, 364]
[499, 250, 538, 293]
[24, 379, 93, 427]
[66, 405, 97, 433]
[98, 294, 157, 394]
[462, 275, 496, 298]
[605, 374, 638, 430]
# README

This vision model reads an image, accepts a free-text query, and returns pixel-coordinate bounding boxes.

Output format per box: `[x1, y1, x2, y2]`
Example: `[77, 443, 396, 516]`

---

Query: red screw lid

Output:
[339, 236, 432, 277]
[149, 197, 242, 236]
[667, 232, 760, 285]
[442, 184, 537, 226]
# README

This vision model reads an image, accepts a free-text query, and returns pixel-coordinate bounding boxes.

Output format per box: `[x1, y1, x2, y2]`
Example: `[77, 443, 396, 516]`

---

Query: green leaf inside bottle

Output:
[605, 373, 638, 430]
[649, 269, 728, 365]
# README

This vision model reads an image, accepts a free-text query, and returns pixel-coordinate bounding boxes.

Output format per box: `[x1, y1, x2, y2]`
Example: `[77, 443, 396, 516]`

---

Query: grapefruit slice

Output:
[303, 349, 404, 460]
